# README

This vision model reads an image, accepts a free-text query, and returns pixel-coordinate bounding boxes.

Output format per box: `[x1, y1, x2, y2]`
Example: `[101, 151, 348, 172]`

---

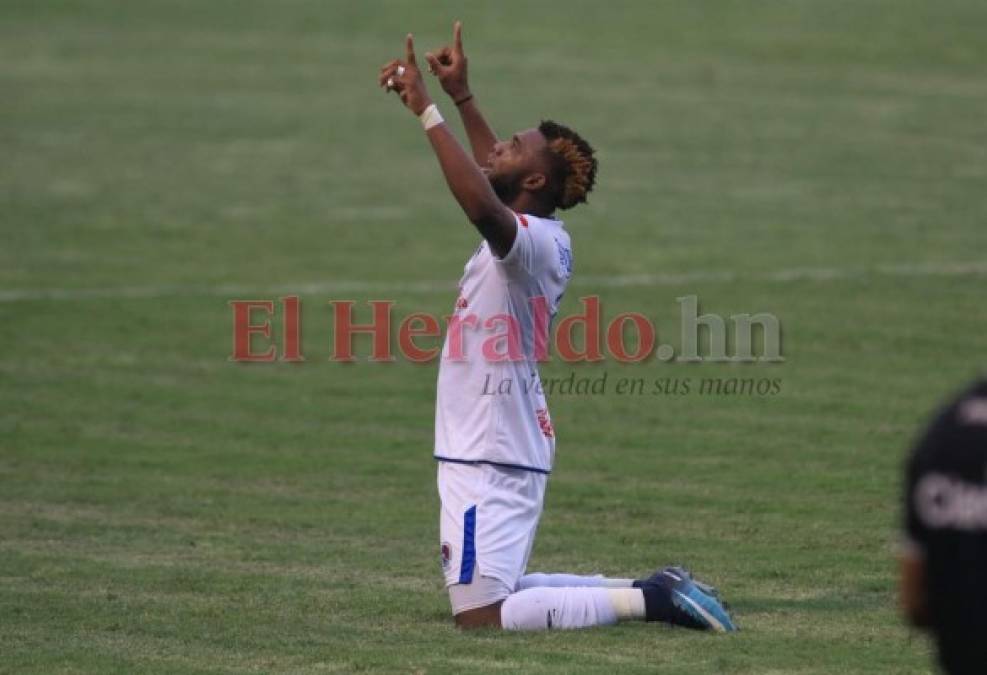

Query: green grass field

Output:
[3, 1, 986, 672]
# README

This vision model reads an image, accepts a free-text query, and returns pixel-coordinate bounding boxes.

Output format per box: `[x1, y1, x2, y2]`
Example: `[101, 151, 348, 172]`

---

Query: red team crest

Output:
[440, 541, 452, 569]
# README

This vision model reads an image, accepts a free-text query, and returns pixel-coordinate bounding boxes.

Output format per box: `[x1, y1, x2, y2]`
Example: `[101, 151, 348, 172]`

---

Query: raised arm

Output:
[423, 122, 515, 257]
[424, 21, 498, 167]
[379, 34, 516, 258]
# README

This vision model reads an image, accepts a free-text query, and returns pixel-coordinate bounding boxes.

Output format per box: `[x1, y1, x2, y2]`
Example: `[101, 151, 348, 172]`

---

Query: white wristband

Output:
[419, 103, 444, 131]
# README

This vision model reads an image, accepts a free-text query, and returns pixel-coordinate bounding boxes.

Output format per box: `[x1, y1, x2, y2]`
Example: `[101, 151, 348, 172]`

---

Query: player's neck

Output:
[507, 193, 554, 219]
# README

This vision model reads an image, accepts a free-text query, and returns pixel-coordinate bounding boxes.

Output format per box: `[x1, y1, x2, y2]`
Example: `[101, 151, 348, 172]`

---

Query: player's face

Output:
[484, 128, 549, 203]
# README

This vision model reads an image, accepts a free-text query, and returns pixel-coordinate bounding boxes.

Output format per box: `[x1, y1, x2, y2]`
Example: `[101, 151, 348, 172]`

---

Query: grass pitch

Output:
[2, 1, 986, 672]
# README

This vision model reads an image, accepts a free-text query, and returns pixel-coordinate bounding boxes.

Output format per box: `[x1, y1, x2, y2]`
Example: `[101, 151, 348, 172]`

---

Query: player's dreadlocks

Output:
[538, 120, 598, 210]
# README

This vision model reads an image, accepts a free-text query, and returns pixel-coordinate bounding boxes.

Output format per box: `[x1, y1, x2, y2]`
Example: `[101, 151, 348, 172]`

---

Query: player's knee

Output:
[448, 576, 512, 628]
[453, 602, 504, 629]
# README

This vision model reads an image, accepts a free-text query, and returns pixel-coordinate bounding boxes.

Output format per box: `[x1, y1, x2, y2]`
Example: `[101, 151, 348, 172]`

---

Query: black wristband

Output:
[454, 94, 474, 107]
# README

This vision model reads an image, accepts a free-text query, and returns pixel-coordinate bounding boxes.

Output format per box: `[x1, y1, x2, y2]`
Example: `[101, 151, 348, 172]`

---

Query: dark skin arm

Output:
[379, 34, 516, 258]
[456, 99, 498, 168]
[424, 123, 516, 257]
[900, 549, 930, 628]
[424, 21, 498, 166]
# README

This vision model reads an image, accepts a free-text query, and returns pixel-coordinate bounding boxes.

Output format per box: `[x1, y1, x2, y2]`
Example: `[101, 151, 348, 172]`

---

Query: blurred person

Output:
[902, 378, 987, 673]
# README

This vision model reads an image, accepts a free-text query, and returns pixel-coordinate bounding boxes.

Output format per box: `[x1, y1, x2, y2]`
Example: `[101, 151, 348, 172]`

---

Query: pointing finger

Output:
[405, 33, 417, 65]
[454, 20, 463, 53]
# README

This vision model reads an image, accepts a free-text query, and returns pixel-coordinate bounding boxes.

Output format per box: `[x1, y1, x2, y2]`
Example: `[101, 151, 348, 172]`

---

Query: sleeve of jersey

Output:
[495, 213, 552, 278]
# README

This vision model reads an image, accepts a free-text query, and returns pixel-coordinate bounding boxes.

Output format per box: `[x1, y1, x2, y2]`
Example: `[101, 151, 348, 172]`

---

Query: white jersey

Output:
[434, 212, 573, 474]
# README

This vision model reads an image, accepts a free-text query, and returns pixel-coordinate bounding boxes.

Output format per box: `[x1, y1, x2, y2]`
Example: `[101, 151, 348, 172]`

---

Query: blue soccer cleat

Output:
[660, 566, 723, 601]
[634, 566, 738, 632]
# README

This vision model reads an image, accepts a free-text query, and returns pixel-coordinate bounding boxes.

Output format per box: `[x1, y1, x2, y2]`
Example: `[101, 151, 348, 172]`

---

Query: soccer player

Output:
[378, 22, 736, 632]
[902, 379, 987, 673]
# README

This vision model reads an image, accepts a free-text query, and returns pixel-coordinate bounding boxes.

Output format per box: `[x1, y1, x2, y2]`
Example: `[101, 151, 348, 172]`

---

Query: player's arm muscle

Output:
[425, 122, 516, 257]
[457, 99, 498, 166]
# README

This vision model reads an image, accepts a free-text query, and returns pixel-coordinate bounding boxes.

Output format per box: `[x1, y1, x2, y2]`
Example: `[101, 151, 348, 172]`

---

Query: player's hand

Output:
[424, 21, 470, 103]
[378, 34, 432, 116]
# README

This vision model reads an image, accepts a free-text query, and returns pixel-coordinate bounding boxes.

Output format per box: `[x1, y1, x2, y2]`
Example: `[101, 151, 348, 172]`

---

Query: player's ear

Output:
[521, 172, 547, 192]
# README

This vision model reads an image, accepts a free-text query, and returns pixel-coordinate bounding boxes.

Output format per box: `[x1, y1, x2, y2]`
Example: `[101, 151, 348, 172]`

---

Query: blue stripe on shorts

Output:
[459, 505, 477, 584]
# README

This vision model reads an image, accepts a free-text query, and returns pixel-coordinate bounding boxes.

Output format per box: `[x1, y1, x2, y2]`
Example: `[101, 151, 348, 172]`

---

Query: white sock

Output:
[500, 587, 646, 630]
[517, 572, 635, 590]
[606, 588, 647, 620]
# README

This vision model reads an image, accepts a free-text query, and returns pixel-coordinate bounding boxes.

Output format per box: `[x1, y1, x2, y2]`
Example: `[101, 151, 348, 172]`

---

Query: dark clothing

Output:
[905, 379, 987, 674]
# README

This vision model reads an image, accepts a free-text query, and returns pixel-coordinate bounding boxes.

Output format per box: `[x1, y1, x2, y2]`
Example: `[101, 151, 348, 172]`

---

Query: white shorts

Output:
[437, 460, 547, 606]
